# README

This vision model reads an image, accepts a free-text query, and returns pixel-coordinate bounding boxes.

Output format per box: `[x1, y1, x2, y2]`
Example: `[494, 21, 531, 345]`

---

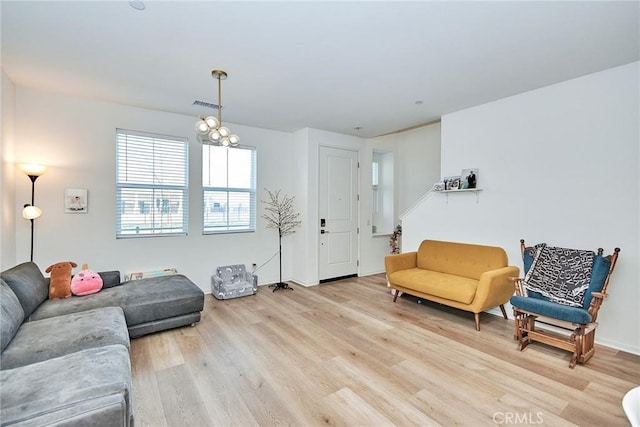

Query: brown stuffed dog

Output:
[45, 261, 77, 299]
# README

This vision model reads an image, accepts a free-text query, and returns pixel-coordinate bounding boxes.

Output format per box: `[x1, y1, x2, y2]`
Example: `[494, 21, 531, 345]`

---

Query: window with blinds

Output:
[202, 144, 256, 234]
[116, 129, 189, 238]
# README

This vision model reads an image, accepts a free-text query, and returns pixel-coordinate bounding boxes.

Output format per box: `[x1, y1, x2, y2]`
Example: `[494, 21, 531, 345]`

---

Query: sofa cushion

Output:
[1, 262, 48, 318]
[388, 268, 478, 304]
[0, 279, 25, 353]
[1, 307, 129, 370]
[510, 295, 592, 324]
[29, 274, 204, 327]
[0, 344, 134, 426]
[99, 270, 122, 289]
[416, 240, 507, 280]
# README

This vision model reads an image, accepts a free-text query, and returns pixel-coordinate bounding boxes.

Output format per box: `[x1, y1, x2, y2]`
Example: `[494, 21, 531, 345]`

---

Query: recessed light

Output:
[129, 1, 145, 11]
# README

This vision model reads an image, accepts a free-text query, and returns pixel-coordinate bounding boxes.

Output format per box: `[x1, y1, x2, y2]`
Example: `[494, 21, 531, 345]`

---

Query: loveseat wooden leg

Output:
[499, 304, 508, 319]
[392, 290, 399, 302]
[474, 313, 480, 331]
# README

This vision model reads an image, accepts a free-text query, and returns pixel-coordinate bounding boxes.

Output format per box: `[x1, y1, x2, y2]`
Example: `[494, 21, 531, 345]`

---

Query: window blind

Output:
[202, 144, 256, 233]
[116, 129, 189, 238]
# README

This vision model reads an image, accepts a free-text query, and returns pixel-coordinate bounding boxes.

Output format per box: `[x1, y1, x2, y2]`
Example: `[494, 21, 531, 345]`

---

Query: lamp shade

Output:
[20, 164, 47, 177]
[195, 120, 209, 134]
[22, 205, 42, 220]
[204, 116, 219, 129]
[218, 126, 230, 137]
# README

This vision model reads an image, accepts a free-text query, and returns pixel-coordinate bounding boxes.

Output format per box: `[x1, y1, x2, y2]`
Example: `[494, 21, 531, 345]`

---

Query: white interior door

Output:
[318, 146, 359, 281]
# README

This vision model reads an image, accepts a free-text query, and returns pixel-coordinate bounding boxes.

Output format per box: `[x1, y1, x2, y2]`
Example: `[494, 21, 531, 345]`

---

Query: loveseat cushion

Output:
[0, 344, 134, 426]
[1, 307, 129, 370]
[388, 268, 478, 304]
[0, 279, 25, 353]
[1, 262, 48, 318]
[416, 240, 508, 280]
[29, 274, 204, 328]
[510, 295, 592, 324]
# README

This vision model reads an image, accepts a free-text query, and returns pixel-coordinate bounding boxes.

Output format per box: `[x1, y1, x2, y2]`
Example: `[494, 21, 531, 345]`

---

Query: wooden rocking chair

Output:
[510, 239, 620, 368]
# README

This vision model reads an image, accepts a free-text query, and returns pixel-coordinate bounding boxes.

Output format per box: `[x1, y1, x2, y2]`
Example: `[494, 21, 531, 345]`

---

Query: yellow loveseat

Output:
[385, 240, 519, 330]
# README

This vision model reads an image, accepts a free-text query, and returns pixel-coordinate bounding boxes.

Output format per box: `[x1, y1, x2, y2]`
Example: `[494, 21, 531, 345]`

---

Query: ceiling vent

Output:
[193, 100, 220, 110]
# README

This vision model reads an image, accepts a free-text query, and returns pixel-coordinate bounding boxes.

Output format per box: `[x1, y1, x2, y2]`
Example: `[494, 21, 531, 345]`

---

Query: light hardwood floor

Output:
[130, 274, 639, 426]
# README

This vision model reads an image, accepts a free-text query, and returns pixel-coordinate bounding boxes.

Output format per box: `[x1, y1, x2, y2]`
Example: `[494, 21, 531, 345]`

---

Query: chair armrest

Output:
[587, 291, 608, 318]
[509, 277, 525, 296]
[590, 291, 607, 300]
[471, 266, 520, 312]
[384, 252, 417, 276]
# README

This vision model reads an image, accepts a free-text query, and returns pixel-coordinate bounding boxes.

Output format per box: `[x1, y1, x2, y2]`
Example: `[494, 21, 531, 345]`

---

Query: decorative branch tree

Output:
[261, 189, 302, 291]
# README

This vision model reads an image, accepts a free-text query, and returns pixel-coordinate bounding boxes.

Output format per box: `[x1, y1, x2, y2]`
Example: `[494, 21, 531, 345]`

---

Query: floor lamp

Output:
[20, 164, 47, 262]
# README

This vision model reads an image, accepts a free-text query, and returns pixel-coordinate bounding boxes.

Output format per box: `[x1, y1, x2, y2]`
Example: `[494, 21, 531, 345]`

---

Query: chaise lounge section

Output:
[0, 261, 205, 426]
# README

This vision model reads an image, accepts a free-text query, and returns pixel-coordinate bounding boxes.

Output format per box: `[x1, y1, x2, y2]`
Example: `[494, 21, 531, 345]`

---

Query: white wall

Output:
[360, 125, 439, 275]
[1, 70, 17, 269]
[402, 62, 639, 354]
[290, 128, 314, 285]
[5, 84, 442, 288]
[11, 87, 296, 291]
[396, 123, 442, 215]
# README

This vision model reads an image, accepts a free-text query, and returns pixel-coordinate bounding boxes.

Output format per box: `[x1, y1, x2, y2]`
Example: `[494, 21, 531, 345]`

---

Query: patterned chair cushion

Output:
[216, 265, 247, 283]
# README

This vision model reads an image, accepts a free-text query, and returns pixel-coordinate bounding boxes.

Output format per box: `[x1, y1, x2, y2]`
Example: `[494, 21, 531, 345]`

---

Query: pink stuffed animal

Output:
[71, 264, 103, 296]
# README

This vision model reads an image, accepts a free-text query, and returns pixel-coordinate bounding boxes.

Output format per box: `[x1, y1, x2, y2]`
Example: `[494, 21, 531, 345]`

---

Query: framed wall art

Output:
[64, 188, 88, 213]
[460, 168, 479, 189]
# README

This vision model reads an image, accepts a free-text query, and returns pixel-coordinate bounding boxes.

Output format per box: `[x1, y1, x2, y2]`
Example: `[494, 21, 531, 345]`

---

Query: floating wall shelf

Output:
[435, 188, 483, 203]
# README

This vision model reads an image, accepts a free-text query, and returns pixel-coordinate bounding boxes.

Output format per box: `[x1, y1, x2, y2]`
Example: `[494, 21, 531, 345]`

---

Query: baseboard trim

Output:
[319, 274, 357, 284]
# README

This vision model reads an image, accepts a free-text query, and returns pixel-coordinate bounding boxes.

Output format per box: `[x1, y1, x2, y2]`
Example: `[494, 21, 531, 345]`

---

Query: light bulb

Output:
[22, 205, 42, 220]
[219, 126, 230, 137]
[209, 130, 221, 141]
[221, 137, 230, 147]
[205, 116, 219, 129]
[195, 119, 209, 134]
[228, 135, 240, 145]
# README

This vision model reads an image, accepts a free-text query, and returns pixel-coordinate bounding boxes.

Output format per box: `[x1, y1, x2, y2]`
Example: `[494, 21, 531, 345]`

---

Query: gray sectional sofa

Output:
[0, 261, 205, 426]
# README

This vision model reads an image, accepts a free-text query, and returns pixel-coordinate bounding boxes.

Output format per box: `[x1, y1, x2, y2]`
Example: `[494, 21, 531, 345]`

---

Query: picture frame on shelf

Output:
[443, 176, 460, 191]
[64, 188, 88, 213]
[460, 168, 479, 189]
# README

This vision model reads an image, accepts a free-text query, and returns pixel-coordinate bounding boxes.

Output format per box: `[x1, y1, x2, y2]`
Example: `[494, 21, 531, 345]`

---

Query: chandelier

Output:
[195, 70, 240, 147]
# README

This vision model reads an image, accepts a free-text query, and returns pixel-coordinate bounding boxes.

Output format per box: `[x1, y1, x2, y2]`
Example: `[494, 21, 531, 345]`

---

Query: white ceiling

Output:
[2, 1, 639, 138]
